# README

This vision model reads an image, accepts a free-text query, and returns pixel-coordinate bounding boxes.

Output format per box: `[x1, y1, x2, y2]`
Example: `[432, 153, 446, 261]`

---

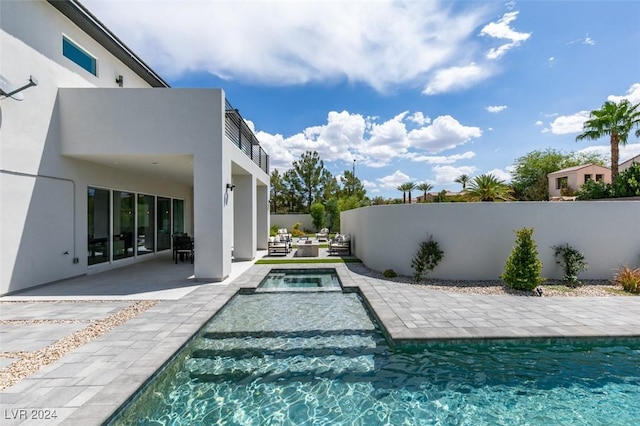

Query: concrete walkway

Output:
[1, 254, 639, 425]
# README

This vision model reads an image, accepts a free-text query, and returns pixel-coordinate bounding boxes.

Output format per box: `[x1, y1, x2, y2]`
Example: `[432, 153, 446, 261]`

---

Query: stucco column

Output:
[193, 91, 230, 281]
[257, 184, 269, 250]
[233, 174, 256, 260]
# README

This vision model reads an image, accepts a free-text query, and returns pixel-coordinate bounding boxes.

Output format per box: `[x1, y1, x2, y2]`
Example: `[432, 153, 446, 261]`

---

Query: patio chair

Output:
[328, 234, 351, 256]
[268, 235, 290, 256]
[315, 227, 329, 241]
[174, 236, 194, 264]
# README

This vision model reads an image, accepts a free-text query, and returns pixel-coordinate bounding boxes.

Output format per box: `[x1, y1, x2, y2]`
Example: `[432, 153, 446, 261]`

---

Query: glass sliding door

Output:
[113, 191, 135, 260]
[172, 199, 185, 235]
[87, 187, 110, 265]
[157, 197, 171, 251]
[137, 194, 155, 255]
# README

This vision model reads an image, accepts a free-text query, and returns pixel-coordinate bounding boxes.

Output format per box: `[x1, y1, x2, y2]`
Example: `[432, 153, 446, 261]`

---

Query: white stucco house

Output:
[0, 0, 270, 295]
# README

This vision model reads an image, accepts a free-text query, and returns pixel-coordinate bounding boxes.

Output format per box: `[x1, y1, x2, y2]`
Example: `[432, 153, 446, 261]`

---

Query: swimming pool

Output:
[257, 268, 341, 290]
[107, 291, 640, 425]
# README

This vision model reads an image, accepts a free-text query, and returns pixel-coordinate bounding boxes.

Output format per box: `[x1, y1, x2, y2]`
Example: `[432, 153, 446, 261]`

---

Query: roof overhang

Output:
[47, 0, 169, 88]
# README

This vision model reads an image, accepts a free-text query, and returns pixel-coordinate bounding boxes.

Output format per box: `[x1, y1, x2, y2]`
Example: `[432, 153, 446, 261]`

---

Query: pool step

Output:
[186, 353, 375, 383]
[187, 331, 384, 383]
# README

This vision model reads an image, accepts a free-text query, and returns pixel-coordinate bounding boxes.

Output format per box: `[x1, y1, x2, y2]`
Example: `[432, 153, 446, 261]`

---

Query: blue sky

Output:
[83, 0, 640, 198]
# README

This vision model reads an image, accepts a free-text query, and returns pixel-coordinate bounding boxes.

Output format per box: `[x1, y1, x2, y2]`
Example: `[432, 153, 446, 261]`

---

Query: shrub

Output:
[382, 269, 397, 278]
[410, 234, 444, 283]
[502, 227, 543, 291]
[611, 163, 640, 197]
[290, 222, 305, 238]
[576, 179, 611, 200]
[613, 265, 640, 294]
[552, 244, 588, 287]
[270, 225, 279, 237]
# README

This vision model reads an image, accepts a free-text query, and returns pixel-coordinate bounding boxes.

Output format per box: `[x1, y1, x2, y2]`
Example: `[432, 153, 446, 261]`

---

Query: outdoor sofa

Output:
[328, 234, 351, 256]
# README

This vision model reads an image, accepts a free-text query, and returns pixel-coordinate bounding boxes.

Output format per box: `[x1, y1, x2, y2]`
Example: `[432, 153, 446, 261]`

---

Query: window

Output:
[596, 174, 604, 182]
[88, 187, 184, 264]
[584, 174, 592, 183]
[556, 177, 568, 190]
[63, 36, 97, 75]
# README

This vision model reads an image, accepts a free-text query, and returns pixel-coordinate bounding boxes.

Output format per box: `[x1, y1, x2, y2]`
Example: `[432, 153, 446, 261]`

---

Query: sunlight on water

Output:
[108, 292, 640, 425]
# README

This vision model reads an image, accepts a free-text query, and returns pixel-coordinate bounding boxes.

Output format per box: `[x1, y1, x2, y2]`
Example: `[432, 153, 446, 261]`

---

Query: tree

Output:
[324, 198, 339, 231]
[282, 169, 304, 213]
[454, 174, 469, 191]
[340, 169, 366, 200]
[576, 99, 640, 180]
[416, 182, 433, 202]
[270, 169, 289, 213]
[290, 151, 329, 212]
[396, 184, 407, 204]
[406, 182, 417, 203]
[397, 182, 415, 203]
[465, 174, 514, 202]
[310, 202, 325, 231]
[511, 148, 606, 200]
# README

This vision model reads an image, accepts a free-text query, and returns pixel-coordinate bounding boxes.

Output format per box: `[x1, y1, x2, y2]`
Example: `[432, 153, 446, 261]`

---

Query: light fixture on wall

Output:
[226, 183, 235, 192]
[116, 75, 124, 87]
[0, 74, 38, 101]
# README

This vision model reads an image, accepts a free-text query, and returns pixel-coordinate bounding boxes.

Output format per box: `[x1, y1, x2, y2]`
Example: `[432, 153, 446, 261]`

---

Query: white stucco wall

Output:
[270, 214, 314, 233]
[1, 1, 270, 293]
[341, 202, 640, 280]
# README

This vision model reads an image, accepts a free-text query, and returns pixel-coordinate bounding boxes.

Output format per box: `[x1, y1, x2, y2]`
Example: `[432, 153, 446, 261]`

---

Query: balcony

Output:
[225, 100, 269, 174]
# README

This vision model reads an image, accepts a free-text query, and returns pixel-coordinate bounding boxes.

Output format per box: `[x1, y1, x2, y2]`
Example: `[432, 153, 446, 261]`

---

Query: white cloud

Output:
[410, 151, 476, 164]
[407, 116, 482, 153]
[486, 105, 507, 113]
[407, 112, 431, 126]
[583, 36, 595, 46]
[608, 83, 640, 105]
[432, 165, 478, 184]
[535, 120, 543, 126]
[479, 11, 531, 60]
[258, 109, 482, 170]
[485, 168, 512, 183]
[377, 170, 412, 189]
[545, 83, 640, 137]
[423, 63, 493, 95]
[82, 0, 491, 93]
[549, 111, 590, 135]
[578, 143, 640, 163]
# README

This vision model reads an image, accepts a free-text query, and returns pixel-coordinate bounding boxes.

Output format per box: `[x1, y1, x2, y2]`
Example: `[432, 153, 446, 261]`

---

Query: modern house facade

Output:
[1, 0, 270, 295]
[547, 164, 611, 200]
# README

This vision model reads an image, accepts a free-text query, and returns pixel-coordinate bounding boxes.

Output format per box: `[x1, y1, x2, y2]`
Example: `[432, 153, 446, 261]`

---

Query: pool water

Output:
[108, 292, 640, 425]
[257, 268, 341, 290]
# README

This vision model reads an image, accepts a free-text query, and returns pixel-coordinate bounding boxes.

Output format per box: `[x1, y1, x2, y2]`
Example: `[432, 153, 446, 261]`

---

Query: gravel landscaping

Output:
[0, 300, 158, 391]
[363, 266, 631, 297]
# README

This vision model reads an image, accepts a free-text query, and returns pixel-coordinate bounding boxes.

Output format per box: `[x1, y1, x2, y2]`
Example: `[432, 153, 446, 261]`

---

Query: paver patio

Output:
[1, 252, 639, 425]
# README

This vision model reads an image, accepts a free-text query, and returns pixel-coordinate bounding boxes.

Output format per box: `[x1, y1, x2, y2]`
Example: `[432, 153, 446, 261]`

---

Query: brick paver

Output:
[1, 253, 638, 425]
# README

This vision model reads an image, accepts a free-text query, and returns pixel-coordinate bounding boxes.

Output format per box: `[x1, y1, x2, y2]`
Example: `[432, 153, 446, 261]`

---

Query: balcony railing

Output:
[225, 100, 269, 174]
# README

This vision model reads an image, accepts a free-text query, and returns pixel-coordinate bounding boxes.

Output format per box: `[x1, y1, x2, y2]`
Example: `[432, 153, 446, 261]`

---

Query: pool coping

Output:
[1, 262, 640, 425]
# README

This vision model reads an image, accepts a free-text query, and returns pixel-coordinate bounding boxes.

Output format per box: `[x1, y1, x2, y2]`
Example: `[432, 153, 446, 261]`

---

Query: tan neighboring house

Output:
[548, 164, 611, 200]
[416, 191, 462, 203]
[619, 154, 640, 173]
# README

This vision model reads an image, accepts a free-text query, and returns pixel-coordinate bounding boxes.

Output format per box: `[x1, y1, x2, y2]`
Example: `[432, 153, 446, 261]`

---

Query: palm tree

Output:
[416, 182, 433, 202]
[396, 184, 407, 204]
[465, 174, 514, 202]
[576, 99, 640, 180]
[454, 174, 470, 191]
[405, 182, 416, 203]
